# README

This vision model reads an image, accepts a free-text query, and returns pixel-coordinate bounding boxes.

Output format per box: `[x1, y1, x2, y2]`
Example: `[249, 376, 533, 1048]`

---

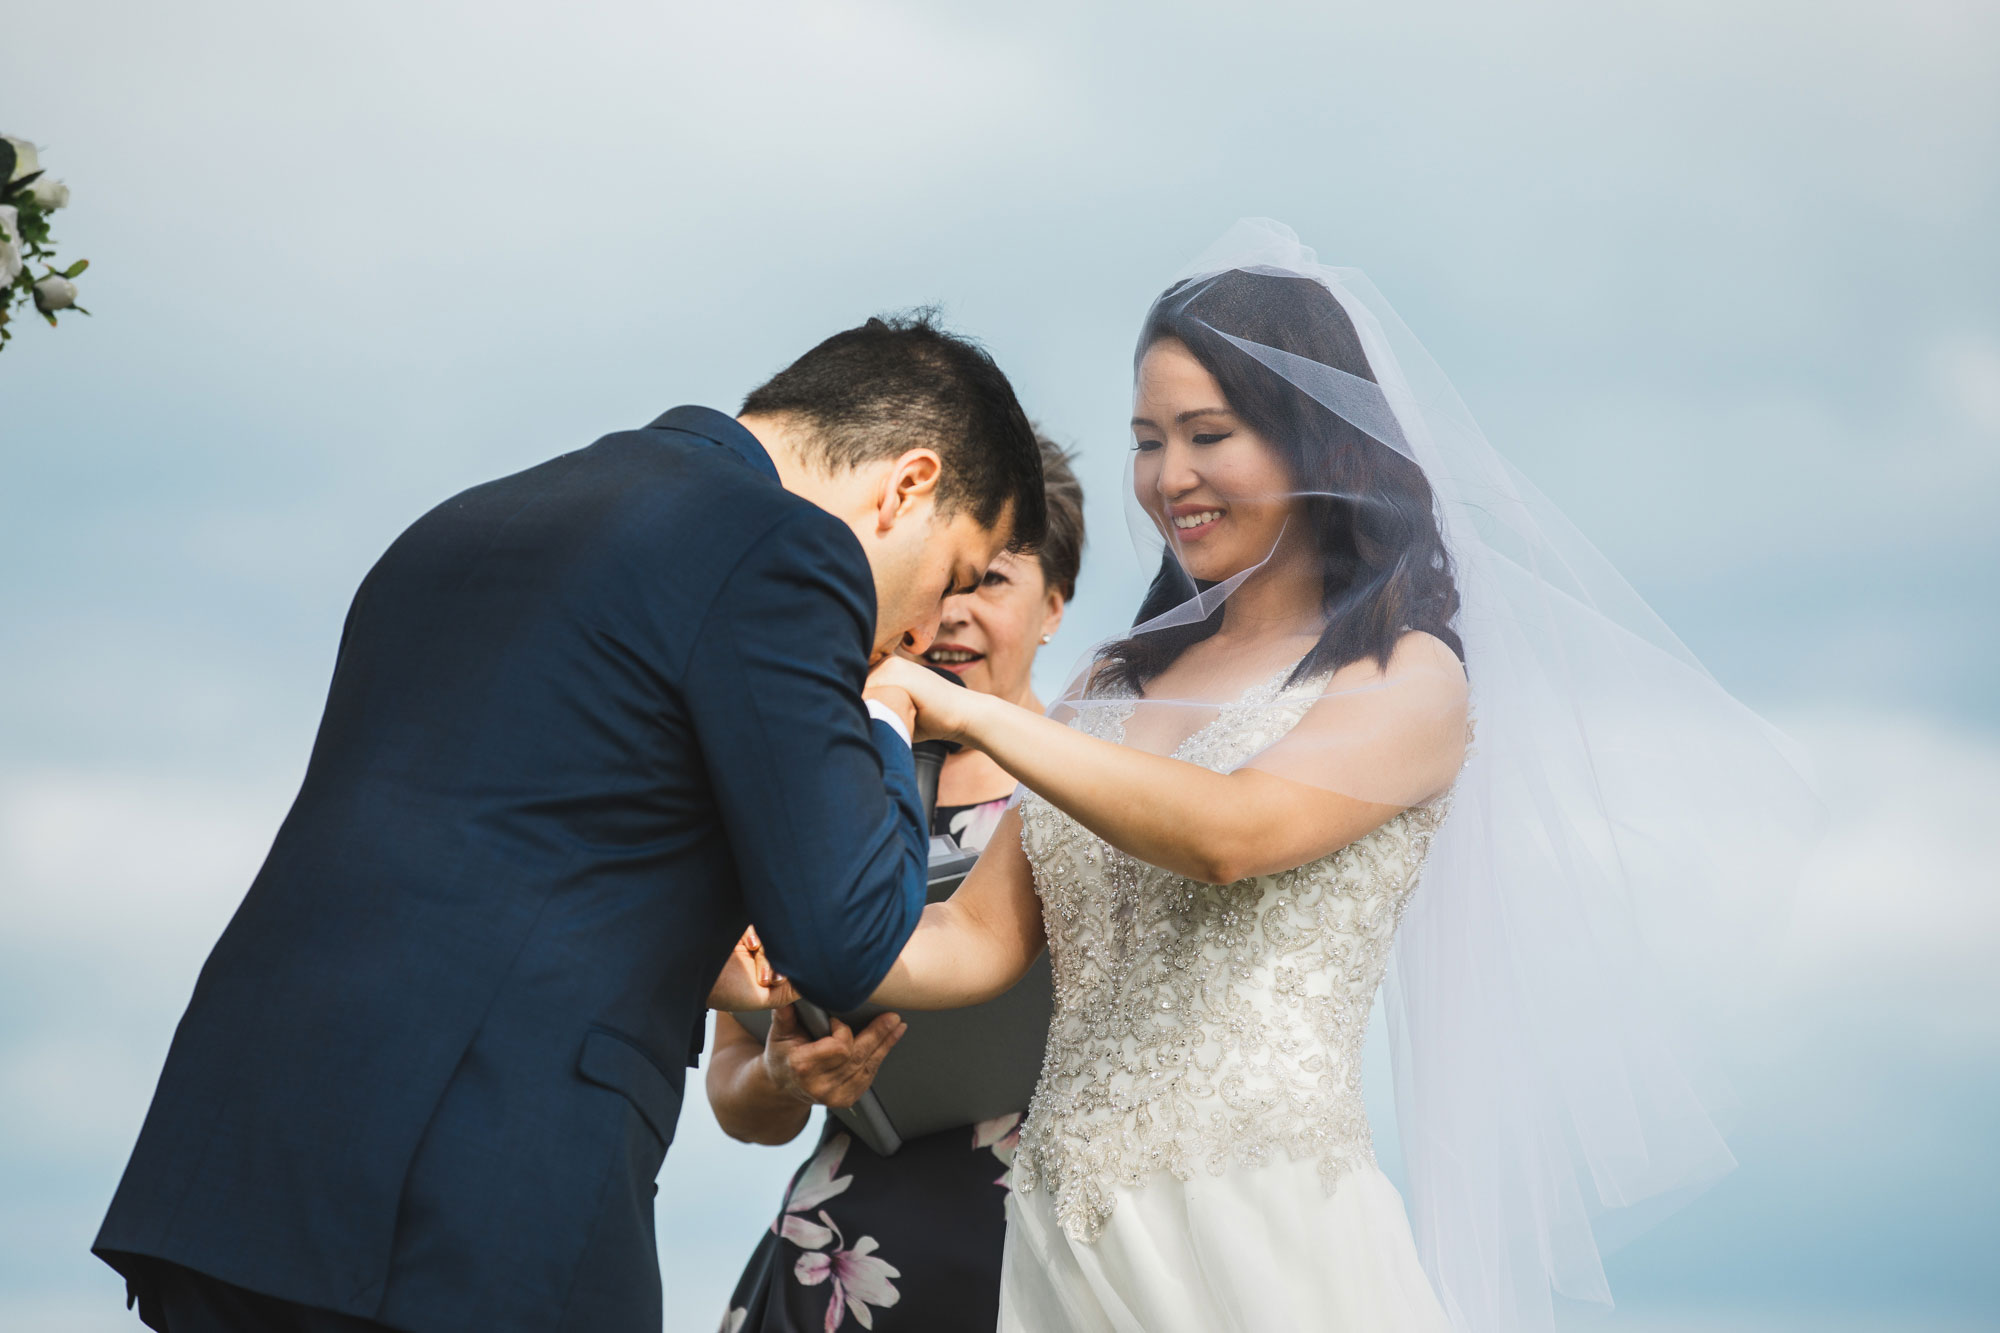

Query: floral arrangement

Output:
[1, 134, 88, 350]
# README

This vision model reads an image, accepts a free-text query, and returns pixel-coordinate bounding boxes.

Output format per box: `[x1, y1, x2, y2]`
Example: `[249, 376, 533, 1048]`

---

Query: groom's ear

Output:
[874, 448, 945, 534]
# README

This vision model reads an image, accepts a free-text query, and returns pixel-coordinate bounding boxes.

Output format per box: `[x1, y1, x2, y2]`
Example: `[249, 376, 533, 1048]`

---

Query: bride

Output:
[867, 221, 1818, 1332]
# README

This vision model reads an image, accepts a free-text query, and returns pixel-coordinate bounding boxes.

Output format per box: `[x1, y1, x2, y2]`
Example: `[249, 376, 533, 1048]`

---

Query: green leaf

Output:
[63, 259, 89, 278]
[0, 141, 14, 188]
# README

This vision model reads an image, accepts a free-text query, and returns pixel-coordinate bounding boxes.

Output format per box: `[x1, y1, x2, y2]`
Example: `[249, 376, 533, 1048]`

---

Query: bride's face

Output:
[1132, 338, 1301, 585]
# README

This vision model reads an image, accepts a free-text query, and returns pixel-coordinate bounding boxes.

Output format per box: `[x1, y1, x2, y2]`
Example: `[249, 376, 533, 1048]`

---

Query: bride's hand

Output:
[707, 926, 801, 1012]
[867, 656, 985, 745]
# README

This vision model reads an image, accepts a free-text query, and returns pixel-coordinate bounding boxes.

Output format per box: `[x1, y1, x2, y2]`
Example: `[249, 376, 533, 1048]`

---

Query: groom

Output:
[93, 313, 1046, 1333]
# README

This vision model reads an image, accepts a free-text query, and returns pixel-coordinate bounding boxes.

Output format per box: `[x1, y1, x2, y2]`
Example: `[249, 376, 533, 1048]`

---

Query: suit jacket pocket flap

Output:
[577, 1027, 682, 1147]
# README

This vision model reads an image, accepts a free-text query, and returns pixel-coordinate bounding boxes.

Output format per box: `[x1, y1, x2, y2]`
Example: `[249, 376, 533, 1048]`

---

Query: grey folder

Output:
[735, 836, 1053, 1156]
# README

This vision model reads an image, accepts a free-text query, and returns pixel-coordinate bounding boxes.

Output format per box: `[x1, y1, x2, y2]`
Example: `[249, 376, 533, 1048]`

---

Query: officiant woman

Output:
[708, 434, 1085, 1333]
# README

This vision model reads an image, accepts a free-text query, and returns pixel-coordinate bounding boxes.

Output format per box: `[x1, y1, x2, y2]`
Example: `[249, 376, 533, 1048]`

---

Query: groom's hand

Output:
[762, 1004, 907, 1110]
[707, 926, 802, 1012]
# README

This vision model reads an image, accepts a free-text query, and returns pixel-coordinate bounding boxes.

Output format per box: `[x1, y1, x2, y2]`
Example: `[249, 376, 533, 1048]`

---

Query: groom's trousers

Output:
[125, 1260, 394, 1333]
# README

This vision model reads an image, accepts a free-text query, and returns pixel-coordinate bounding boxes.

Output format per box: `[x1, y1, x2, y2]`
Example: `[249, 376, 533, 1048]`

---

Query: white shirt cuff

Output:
[865, 698, 912, 748]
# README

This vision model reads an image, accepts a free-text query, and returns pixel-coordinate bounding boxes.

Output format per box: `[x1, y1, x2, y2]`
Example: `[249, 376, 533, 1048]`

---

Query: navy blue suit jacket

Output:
[94, 407, 928, 1333]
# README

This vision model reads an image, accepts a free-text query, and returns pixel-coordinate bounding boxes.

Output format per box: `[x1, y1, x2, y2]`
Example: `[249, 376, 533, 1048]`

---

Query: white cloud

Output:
[1932, 331, 2000, 438]
[0, 1035, 158, 1156]
[0, 770, 290, 1162]
[1769, 710, 2000, 1050]
[1598, 1312, 1995, 1333]
[0, 770, 286, 964]
[0, 1296, 137, 1333]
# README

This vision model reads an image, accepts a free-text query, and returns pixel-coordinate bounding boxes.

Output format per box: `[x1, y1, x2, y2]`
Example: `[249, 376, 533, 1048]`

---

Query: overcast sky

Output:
[2, 2, 1996, 1330]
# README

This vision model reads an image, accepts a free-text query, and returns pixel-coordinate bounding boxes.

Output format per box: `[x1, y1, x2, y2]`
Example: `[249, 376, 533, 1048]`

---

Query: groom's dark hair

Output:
[742, 309, 1047, 549]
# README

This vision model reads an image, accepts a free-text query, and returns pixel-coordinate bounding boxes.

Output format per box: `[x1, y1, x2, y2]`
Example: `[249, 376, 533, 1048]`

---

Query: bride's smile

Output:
[1166, 503, 1224, 537]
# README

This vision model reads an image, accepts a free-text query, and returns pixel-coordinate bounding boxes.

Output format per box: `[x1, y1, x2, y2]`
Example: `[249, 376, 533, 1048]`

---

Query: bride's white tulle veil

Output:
[1057, 219, 1823, 1332]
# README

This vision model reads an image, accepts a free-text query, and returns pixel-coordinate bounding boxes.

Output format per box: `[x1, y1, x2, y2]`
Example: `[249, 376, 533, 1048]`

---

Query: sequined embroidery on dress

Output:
[1012, 665, 1456, 1244]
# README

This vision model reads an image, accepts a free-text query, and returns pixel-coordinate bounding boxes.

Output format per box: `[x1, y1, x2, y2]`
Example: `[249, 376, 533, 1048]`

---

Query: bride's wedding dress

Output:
[998, 666, 1456, 1332]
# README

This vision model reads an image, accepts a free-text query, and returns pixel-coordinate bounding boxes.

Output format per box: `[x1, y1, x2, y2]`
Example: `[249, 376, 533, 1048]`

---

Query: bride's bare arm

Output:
[874, 633, 1468, 885]
[867, 806, 1046, 1010]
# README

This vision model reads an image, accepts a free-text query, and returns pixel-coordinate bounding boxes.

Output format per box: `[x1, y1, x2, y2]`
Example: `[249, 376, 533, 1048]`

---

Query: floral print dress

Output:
[720, 797, 1020, 1333]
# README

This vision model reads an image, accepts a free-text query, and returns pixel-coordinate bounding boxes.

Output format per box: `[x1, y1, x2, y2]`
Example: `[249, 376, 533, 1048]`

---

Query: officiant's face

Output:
[1132, 338, 1303, 585]
[909, 549, 1063, 702]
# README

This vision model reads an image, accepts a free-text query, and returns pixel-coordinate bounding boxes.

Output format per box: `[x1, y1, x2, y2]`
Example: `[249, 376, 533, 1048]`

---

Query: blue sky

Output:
[2, 2, 1996, 1329]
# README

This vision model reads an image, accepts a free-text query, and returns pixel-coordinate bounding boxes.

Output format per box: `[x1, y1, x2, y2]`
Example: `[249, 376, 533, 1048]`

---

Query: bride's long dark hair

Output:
[1099, 268, 1462, 690]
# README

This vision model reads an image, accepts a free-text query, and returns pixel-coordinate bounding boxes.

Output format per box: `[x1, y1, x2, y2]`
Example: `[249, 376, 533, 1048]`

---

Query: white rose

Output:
[0, 204, 20, 285]
[33, 274, 76, 313]
[25, 176, 68, 210]
[3, 136, 39, 183]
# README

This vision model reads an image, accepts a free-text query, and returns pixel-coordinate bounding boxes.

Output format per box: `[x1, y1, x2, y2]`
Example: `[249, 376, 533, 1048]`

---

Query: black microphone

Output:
[911, 665, 967, 830]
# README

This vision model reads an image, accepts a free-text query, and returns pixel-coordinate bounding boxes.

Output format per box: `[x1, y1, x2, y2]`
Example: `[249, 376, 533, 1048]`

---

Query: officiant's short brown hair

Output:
[1030, 432, 1085, 603]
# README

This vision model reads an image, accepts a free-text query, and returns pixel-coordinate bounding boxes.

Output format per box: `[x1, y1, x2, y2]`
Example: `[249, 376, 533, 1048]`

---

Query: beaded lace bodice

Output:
[1011, 667, 1454, 1244]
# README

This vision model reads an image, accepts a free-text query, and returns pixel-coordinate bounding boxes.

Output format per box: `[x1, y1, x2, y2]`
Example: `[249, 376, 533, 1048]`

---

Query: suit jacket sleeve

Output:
[685, 507, 927, 1011]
